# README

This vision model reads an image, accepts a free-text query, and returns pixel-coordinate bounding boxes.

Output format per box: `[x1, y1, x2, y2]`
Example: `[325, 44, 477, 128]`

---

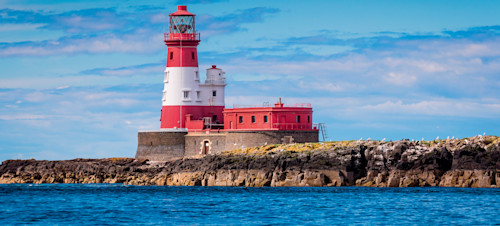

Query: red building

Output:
[223, 99, 315, 131]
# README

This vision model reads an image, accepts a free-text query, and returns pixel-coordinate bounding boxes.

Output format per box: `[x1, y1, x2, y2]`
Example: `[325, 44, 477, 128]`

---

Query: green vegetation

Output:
[220, 136, 500, 157]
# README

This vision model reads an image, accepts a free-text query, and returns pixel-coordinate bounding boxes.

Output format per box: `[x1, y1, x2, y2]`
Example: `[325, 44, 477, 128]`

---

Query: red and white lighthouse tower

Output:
[161, 6, 226, 130]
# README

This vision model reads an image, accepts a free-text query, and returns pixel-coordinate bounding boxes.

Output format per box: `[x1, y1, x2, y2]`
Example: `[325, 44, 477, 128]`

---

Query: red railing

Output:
[164, 33, 200, 41]
[232, 103, 271, 108]
[231, 103, 312, 108]
[272, 123, 314, 130]
[283, 103, 311, 108]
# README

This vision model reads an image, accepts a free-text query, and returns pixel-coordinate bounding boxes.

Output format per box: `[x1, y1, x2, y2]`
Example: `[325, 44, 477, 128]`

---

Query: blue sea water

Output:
[0, 184, 498, 225]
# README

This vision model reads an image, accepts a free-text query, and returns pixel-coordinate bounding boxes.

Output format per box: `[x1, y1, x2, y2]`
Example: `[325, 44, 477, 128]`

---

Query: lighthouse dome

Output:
[205, 65, 226, 84]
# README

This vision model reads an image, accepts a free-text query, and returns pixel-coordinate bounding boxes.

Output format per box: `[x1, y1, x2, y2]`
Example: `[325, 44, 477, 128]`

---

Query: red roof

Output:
[170, 5, 195, 16]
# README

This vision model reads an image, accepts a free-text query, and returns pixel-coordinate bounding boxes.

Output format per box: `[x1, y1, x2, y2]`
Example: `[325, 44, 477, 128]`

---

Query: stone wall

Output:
[185, 132, 227, 156]
[136, 130, 318, 161]
[136, 131, 187, 161]
[225, 130, 319, 150]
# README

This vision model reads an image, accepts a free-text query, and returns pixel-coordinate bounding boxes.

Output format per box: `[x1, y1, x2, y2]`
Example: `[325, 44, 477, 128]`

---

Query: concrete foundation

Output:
[136, 131, 187, 161]
[136, 130, 319, 161]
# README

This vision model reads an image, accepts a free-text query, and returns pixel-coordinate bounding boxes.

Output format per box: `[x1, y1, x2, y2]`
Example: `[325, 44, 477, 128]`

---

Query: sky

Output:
[1, 0, 499, 161]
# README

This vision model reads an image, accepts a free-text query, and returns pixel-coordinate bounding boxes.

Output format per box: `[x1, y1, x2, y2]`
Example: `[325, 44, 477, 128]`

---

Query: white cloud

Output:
[0, 31, 165, 56]
[384, 72, 417, 86]
[0, 114, 46, 120]
[362, 99, 500, 118]
[298, 80, 346, 92]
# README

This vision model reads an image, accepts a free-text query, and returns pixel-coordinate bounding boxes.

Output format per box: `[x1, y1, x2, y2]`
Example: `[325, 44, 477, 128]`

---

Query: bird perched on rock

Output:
[381, 138, 386, 142]
[436, 136, 439, 140]
[465, 139, 469, 144]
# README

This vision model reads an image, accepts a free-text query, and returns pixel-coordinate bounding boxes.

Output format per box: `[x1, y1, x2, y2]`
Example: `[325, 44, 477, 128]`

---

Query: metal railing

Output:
[204, 78, 226, 85]
[164, 33, 200, 41]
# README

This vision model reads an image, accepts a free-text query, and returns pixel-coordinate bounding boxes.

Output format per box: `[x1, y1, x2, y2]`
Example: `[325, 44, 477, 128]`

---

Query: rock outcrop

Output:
[1, 136, 498, 187]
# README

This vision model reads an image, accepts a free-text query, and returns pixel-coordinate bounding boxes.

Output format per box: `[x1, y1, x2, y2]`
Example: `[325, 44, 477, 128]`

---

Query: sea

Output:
[0, 184, 498, 225]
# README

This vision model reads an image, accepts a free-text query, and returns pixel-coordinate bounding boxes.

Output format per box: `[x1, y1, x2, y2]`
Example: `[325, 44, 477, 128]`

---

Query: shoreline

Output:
[1, 136, 498, 188]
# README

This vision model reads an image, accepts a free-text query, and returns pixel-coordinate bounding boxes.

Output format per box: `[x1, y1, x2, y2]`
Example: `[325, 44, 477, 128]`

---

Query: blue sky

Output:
[1, 0, 499, 161]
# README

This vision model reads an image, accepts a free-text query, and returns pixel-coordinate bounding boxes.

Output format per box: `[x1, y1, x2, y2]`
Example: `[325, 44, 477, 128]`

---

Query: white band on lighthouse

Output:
[162, 67, 226, 107]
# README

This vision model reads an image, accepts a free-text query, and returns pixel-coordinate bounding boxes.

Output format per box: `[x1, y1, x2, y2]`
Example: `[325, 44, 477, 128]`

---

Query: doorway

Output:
[203, 140, 209, 155]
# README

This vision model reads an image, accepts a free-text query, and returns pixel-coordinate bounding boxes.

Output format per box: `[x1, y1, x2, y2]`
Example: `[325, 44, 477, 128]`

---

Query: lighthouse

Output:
[161, 5, 226, 130]
[136, 5, 318, 161]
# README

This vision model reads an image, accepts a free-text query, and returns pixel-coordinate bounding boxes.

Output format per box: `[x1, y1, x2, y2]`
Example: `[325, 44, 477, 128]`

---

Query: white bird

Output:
[367, 138, 371, 141]
[451, 136, 454, 139]
[381, 138, 386, 142]
[421, 138, 424, 141]
[447, 136, 450, 140]
[359, 138, 363, 141]
[483, 132, 486, 136]
[465, 139, 469, 144]
[436, 136, 439, 140]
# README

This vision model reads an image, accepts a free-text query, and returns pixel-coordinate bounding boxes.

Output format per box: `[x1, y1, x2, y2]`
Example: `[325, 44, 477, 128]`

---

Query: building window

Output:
[296, 115, 301, 123]
[212, 115, 217, 123]
[251, 116, 255, 123]
[164, 71, 169, 83]
[308, 115, 310, 123]
[195, 71, 199, 80]
[212, 90, 216, 96]
[192, 52, 195, 60]
[183, 91, 189, 99]
[239, 116, 243, 123]
[170, 52, 173, 60]
[196, 91, 200, 99]
[264, 115, 268, 123]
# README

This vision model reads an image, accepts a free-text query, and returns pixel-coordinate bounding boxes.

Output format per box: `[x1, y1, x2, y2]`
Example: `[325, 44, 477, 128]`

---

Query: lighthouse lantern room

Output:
[161, 6, 226, 130]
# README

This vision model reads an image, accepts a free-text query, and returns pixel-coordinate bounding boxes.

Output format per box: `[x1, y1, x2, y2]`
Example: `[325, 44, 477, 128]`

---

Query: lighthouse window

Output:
[264, 115, 268, 123]
[239, 116, 243, 123]
[296, 115, 301, 123]
[308, 116, 310, 123]
[192, 52, 195, 60]
[170, 52, 173, 60]
[195, 71, 199, 80]
[183, 91, 189, 99]
[251, 116, 255, 123]
[212, 91, 216, 97]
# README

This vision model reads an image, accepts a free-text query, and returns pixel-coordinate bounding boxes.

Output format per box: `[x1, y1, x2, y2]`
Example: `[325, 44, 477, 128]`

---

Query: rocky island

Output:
[1, 136, 498, 187]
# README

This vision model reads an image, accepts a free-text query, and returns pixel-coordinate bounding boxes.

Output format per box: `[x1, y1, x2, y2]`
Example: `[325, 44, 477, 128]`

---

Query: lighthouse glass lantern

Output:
[171, 15, 194, 34]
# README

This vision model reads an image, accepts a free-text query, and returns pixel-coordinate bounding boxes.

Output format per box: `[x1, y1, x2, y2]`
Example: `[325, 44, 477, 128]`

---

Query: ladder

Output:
[318, 123, 328, 142]
[203, 117, 212, 130]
